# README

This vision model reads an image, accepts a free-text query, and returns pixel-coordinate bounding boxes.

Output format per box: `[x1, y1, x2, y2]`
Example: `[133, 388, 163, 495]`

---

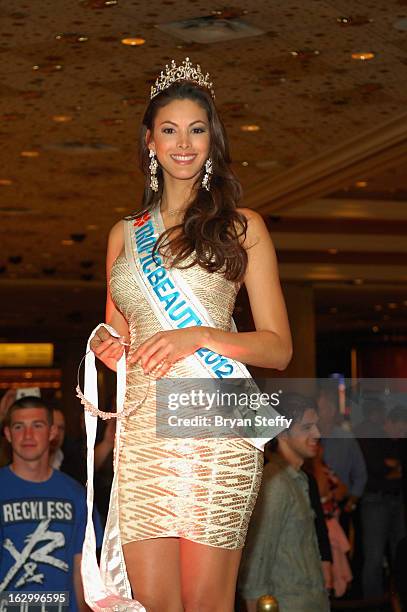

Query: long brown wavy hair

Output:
[136, 81, 248, 282]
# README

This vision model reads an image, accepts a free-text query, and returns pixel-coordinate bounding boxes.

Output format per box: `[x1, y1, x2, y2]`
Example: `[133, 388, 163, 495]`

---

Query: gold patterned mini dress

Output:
[109, 220, 263, 550]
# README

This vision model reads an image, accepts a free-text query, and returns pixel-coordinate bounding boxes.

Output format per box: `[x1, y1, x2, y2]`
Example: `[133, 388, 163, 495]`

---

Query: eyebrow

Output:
[12, 420, 47, 425]
[158, 120, 208, 127]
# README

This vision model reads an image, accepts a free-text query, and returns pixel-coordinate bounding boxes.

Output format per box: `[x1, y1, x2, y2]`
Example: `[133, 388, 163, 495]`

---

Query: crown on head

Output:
[150, 57, 215, 100]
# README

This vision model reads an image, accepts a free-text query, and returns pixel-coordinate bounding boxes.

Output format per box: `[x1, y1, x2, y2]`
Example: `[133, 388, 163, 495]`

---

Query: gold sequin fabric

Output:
[109, 252, 263, 550]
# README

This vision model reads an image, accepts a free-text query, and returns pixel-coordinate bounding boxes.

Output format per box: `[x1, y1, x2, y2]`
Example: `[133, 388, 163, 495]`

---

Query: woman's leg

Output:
[123, 537, 184, 612]
[180, 539, 242, 612]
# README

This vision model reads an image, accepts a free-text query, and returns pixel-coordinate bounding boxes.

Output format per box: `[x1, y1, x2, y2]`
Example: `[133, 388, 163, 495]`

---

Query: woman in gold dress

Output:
[90, 58, 292, 612]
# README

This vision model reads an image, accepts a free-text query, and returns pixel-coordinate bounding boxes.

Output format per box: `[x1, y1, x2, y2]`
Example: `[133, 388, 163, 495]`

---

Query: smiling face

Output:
[285, 408, 321, 461]
[4, 407, 55, 463]
[147, 98, 210, 186]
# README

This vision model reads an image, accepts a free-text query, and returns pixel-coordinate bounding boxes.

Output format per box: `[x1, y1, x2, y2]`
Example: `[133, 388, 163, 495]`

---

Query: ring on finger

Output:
[151, 359, 167, 372]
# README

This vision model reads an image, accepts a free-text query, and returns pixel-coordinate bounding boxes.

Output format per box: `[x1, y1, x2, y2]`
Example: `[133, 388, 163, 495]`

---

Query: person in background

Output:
[318, 387, 368, 598]
[266, 441, 334, 594]
[93, 419, 115, 525]
[356, 405, 407, 599]
[49, 407, 66, 469]
[306, 471, 334, 595]
[265, 438, 334, 594]
[353, 397, 386, 439]
[305, 441, 352, 598]
[318, 385, 367, 516]
[0, 390, 16, 424]
[61, 411, 115, 526]
[238, 393, 330, 612]
[0, 396, 102, 612]
[62, 413, 115, 486]
[0, 390, 16, 468]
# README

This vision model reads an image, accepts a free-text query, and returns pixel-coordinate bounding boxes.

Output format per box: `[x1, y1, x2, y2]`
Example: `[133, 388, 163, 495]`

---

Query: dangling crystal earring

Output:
[149, 149, 158, 192]
[201, 157, 213, 191]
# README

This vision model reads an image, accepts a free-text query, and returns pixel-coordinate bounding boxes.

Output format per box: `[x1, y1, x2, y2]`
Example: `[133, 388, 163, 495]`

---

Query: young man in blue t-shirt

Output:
[0, 396, 102, 612]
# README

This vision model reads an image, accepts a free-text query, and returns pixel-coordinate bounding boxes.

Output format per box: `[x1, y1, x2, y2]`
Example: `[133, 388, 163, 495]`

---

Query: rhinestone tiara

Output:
[150, 57, 215, 100]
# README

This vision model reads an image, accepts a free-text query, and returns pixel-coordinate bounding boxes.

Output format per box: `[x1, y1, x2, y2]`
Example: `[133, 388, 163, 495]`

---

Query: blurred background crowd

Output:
[1, 381, 406, 611]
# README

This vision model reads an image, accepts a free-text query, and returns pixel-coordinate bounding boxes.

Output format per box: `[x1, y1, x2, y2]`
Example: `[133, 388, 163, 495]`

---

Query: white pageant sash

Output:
[125, 206, 287, 450]
[81, 323, 145, 612]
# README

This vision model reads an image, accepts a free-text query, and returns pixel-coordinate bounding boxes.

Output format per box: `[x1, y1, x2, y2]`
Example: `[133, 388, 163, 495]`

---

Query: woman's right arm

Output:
[90, 220, 130, 372]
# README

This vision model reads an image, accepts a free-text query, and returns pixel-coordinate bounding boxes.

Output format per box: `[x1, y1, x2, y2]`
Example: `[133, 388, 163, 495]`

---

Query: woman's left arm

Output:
[200, 208, 292, 370]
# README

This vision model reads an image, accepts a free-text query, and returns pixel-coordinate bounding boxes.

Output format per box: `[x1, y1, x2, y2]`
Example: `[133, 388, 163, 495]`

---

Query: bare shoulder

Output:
[236, 207, 271, 248]
[236, 206, 261, 221]
[108, 219, 125, 251]
[106, 219, 125, 264]
[108, 219, 125, 243]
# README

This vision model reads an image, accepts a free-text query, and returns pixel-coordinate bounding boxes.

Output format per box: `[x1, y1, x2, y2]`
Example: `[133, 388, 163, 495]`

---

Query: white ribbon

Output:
[80, 323, 145, 611]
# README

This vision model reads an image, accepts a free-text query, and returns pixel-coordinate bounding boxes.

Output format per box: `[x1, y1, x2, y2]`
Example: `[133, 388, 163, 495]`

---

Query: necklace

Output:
[159, 196, 189, 217]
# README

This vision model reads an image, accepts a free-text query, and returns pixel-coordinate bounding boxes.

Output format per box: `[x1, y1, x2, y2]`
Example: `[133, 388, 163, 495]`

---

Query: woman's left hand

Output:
[128, 327, 206, 378]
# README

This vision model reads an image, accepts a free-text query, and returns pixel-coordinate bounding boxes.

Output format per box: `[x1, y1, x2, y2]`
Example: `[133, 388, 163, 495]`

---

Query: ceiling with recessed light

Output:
[0, 0, 407, 341]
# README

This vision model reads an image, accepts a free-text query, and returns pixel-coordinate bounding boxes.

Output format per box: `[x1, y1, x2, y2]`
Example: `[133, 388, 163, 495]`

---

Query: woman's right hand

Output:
[90, 326, 126, 371]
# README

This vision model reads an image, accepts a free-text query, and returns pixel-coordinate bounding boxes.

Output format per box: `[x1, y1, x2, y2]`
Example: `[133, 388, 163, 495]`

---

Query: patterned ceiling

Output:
[1, 0, 407, 338]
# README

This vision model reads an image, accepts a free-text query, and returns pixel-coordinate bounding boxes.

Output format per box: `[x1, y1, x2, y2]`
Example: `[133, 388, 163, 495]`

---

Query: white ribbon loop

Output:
[80, 323, 145, 611]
